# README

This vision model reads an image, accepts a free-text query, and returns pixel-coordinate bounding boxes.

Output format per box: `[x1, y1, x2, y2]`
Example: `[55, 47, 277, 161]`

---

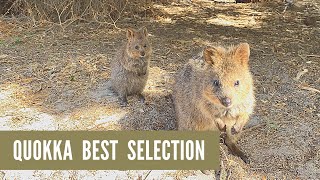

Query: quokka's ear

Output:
[126, 28, 135, 40]
[141, 27, 148, 37]
[203, 46, 222, 65]
[234, 43, 250, 64]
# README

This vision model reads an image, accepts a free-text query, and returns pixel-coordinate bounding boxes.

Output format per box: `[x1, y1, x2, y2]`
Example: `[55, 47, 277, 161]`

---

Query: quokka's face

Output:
[126, 27, 151, 60]
[202, 43, 253, 108]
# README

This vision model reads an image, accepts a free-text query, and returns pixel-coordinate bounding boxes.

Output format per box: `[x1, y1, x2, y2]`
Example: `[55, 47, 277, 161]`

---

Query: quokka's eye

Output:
[234, 80, 240, 87]
[135, 45, 139, 50]
[213, 80, 220, 87]
[143, 44, 147, 48]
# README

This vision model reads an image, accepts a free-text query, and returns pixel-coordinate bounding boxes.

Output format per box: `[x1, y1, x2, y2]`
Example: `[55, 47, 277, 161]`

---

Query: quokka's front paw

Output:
[215, 118, 226, 132]
[231, 124, 243, 135]
[219, 124, 227, 132]
[231, 126, 238, 135]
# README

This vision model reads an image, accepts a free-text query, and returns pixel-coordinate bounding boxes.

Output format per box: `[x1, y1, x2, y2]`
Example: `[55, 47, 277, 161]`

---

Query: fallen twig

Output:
[306, 55, 320, 58]
[143, 170, 152, 180]
[294, 69, 308, 81]
[300, 85, 320, 94]
[243, 122, 267, 133]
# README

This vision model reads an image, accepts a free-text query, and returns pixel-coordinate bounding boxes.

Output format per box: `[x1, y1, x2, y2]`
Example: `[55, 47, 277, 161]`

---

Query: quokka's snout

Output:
[221, 97, 232, 107]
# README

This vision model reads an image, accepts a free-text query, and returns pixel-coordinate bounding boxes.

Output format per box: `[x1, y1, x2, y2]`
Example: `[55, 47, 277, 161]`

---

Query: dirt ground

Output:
[0, 0, 319, 179]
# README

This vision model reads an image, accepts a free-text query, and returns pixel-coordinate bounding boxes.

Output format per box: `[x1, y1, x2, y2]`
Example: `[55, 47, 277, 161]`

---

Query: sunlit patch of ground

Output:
[206, 13, 262, 28]
[3, 170, 214, 179]
[153, 4, 198, 15]
[57, 105, 126, 131]
[0, 65, 185, 178]
[153, 0, 267, 29]
[0, 84, 57, 130]
[0, 83, 128, 131]
[0, 81, 185, 179]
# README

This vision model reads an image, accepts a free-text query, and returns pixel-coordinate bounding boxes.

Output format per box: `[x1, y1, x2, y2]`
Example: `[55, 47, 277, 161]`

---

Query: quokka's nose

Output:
[140, 51, 145, 57]
[221, 97, 232, 107]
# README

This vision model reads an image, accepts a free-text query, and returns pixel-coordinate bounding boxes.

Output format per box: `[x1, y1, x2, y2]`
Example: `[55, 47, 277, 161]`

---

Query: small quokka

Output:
[173, 43, 255, 163]
[111, 27, 151, 106]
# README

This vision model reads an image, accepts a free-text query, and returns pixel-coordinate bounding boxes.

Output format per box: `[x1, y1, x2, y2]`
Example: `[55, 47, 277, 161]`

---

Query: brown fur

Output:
[173, 43, 255, 162]
[111, 27, 152, 106]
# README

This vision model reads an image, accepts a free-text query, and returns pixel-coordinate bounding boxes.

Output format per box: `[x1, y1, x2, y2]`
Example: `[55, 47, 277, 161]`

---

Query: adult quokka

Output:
[173, 43, 255, 164]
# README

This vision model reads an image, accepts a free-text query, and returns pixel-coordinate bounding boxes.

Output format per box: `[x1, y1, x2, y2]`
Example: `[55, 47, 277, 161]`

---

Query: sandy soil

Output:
[0, 0, 319, 179]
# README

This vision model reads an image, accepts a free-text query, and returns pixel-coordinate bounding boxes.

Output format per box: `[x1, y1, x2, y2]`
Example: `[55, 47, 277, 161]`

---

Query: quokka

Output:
[111, 27, 152, 106]
[173, 43, 255, 163]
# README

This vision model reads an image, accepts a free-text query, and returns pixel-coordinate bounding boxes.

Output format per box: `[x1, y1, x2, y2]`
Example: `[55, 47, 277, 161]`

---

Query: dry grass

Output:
[2, 0, 130, 30]
[0, 0, 175, 30]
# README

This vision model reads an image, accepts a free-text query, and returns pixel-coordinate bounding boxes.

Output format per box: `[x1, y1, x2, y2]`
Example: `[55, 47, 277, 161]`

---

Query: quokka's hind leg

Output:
[138, 93, 145, 103]
[200, 163, 222, 178]
[200, 169, 221, 178]
[223, 132, 249, 164]
[200, 170, 211, 175]
[118, 93, 128, 107]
